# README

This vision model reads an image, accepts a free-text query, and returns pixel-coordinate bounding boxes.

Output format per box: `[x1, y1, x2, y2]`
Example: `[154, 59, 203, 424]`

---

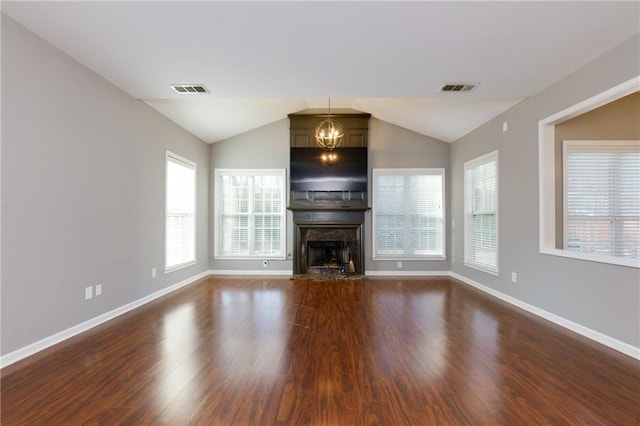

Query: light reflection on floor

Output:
[158, 303, 198, 414]
[218, 288, 287, 381]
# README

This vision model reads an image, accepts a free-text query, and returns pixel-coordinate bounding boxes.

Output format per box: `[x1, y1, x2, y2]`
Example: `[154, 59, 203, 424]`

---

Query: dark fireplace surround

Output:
[289, 112, 370, 276]
[292, 209, 365, 275]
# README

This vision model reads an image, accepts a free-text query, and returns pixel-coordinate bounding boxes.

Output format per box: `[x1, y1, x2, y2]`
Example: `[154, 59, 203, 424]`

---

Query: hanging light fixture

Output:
[314, 99, 344, 150]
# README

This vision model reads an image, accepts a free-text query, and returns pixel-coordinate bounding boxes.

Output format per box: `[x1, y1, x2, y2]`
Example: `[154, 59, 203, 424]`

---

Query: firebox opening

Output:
[307, 240, 351, 273]
[295, 221, 363, 275]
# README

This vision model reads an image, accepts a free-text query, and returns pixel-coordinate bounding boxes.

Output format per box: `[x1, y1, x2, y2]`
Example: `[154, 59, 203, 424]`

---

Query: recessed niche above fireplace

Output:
[288, 112, 370, 211]
[290, 146, 368, 210]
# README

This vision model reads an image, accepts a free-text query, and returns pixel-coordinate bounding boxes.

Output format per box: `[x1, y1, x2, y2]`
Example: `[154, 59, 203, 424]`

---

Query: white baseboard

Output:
[450, 272, 640, 361]
[209, 269, 293, 276]
[365, 270, 451, 277]
[212, 270, 451, 277]
[0, 270, 209, 369]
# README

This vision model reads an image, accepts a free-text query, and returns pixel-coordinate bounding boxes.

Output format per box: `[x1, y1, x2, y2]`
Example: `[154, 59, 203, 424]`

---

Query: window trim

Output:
[165, 151, 197, 273]
[538, 75, 640, 269]
[464, 150, 499, 275]
[371, 168, 447, 260]
[213, 168, 287, 260]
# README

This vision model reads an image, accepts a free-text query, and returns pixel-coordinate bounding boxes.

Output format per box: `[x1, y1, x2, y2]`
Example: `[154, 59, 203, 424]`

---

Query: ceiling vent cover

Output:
[440, 83, 478, 92]
[170, 84, 210, 94]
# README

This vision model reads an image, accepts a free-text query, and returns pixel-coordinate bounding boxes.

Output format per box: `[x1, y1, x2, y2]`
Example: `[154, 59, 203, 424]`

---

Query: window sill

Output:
[372, 256, 447, 261]
[540, 248, 639, 269]
[464, 261, 498, 276]
[165, 260, 196, 274]
[213, 256, 287, 261]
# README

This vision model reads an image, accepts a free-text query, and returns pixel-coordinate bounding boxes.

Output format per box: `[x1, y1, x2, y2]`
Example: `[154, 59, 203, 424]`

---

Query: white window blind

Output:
[373, 169, 445, 258]
[563, 141, 640, 259]
[215, 169, 286, 258]
[464, 151, 498, 274]
[165, 152, 196, 271]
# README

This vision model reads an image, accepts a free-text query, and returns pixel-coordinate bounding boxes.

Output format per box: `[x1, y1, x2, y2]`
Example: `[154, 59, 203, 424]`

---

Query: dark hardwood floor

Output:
[2, 276, 639, 425]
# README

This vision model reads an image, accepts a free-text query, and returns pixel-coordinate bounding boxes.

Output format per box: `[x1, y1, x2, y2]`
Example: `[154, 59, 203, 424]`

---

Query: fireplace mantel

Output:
[288, 206, 370, 212]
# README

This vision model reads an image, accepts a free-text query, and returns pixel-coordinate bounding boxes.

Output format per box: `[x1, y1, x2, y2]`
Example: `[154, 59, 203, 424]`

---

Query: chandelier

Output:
[314, 99, 344, 150]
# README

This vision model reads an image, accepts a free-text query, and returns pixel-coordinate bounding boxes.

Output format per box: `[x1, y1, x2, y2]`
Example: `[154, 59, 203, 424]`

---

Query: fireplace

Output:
[288, 112, 370, 276]
[292, 209, 365, 275]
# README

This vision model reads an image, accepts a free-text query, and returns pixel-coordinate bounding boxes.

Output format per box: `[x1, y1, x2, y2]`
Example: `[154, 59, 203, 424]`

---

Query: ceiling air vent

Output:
[440, 83, 478, 92]
[170, 84, 210, 94]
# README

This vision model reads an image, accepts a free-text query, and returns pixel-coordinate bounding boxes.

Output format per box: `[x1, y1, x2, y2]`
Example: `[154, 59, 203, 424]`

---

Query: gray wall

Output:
[366, 118, 451, 273]
[1, 15, 210, 355]
[208, 116, 452, 274]
[209, 119, 294, 272]
[450, 34, 640, 348]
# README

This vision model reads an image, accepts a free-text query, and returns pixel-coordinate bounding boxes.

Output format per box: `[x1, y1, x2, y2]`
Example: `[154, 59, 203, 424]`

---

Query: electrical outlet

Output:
[263, 260, 269, 267]
[152, 268, 157, 278]
[85, 286, 93, 300]
[397, 261, 403, 269]
[511, 272, 518, 283]
[95, 284, 102, 296]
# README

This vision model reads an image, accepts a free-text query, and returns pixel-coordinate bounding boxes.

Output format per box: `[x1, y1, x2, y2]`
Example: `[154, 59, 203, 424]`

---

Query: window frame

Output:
[464, 150, 499, 275]
[165, 151, 197, 273]
[213, 168, 286, 260]
[371, 168, 446, 260]
[538, 76, 640, 269]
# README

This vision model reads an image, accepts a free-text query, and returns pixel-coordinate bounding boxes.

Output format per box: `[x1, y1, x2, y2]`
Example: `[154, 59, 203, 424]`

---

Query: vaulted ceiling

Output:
[2, 1, 638, 143]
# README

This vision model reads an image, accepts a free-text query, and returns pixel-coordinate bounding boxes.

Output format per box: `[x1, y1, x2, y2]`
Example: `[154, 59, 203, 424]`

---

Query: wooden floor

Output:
[2, 276, 639, 425]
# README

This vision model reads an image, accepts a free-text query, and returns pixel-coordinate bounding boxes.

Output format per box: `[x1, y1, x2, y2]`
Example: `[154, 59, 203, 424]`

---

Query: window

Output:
[539, 76, 639, 268]
[214, 169, 286, 258]
[464, 151, 498, 274]
[563, 140, 640, 259]
[372, 168, 445, 259]
[165, 152, 196, 271]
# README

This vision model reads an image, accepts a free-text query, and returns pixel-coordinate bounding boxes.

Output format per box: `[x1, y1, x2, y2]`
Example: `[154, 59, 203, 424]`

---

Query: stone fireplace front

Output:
[292, 209, 365, 275]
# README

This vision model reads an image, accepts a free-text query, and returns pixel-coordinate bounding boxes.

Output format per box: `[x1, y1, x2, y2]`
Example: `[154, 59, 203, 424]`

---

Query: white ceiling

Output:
[2, 1, 639, 143]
